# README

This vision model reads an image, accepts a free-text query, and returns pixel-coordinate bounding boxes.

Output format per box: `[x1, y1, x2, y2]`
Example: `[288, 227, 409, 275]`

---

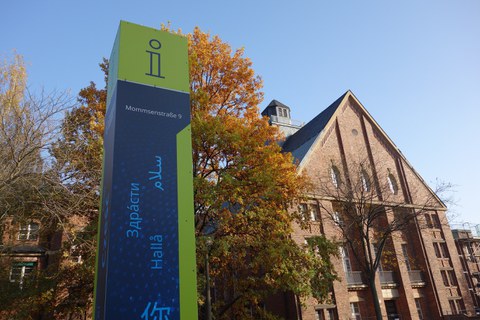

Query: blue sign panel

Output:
[94, 21, 197, 320]
[95, 80, 191, 319]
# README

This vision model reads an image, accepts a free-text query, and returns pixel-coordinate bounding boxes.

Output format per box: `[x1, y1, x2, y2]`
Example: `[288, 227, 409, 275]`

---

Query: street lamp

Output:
[205, 237, 213, 320]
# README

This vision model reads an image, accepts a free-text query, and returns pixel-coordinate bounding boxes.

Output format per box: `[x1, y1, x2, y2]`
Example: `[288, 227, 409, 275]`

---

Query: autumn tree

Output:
[0, 53, 75, 319]
[44, 27, 337, 320]
[188, 27, 337, 319]
[0, 53, 72, 223]
[317, 157, 449, 320]
[45, 59, 108, 319]
[0, 53, 105, 320]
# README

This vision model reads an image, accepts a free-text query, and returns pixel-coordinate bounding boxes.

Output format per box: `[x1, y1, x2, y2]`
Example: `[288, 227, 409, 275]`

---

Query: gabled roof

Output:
[281, 90, 446, 209]
[261, 99, 292, 118]
[282, 91, 349, 163]
[267, 99, 290, 110]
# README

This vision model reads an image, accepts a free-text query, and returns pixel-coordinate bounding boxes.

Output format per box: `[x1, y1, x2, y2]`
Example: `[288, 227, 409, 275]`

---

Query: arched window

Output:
[330, 166, 341, 188]
[360, 170, 371, 192]
[387, 173, 398, 195]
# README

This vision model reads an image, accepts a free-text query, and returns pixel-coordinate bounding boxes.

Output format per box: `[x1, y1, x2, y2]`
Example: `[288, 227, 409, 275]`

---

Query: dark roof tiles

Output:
[282, 91, 348, 158]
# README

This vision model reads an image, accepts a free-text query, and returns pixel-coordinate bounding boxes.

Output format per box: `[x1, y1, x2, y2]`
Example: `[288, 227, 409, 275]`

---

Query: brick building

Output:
[451, 226, 480, 314]
[0, 217, 60, 285]
[262, 91, 476, 320]
[0, 213, 89, 319]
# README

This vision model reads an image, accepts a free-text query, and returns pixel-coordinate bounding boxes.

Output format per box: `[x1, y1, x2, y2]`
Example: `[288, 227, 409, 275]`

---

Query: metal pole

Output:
[206, 247, 212, 320]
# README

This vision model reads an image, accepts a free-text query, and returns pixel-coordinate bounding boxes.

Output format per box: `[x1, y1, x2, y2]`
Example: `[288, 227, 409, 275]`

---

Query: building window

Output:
[440, 242, 450, 259]
[327, 309, 336, 320]
[373, 243, 384, 271]
[387, 173, 398, 195]
[467, 243, 476, 262]
[425, 214, 433, 228]
[340, 245, 352, 273]
[448, 270, 458, 286]
[432, 214, 441, 228]
[299, 203, 308, 220]
[277, 107, 288, 118]
[330, 166, 341, 189]
[350, 302, 362, 320]
[315, 310, 325, 320]
[69, 245, 83, 264]
[433, 243, 441, 258]
[360, 170, 371, 192]
[455, 299, 465, 314]
[310, 204, 320, 221]
[449, 300, 458, 315]
[333, 211, 343, 227]
[401, 244, 411, 271]
[441, 270, 450, 286]
[456, 243, 463, 256]
[18, 223, 39, 241]
[460, 256, 469, 274]
[415, 299, 424, 320]
[10, 262, 36, 286]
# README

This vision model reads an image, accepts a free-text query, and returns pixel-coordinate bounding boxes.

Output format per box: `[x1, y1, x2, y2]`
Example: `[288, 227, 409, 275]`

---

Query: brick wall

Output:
[285, 92, 473, 320]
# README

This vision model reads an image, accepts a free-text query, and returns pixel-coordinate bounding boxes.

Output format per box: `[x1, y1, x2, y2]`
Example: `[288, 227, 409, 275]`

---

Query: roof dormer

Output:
[261, 99, 292, 125]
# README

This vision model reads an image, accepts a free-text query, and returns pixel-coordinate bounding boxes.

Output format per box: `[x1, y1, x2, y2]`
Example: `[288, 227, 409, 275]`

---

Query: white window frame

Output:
[10, 262, 35, 286]
[18, 223, 39, 241]
[277, 107, 288, 118]
[333, 211, 343, 227]
[299, 203, 308, 221]
[373, 244, 384, 271]
[350, 302, 362, 320]
[70, 245, 83, 264]
[387, 174, 398, 195]
[340, 246, 352, 273]
[360, 170, 371, 192]
[310, 204, 320, 221]
[330, 166, 341, 189]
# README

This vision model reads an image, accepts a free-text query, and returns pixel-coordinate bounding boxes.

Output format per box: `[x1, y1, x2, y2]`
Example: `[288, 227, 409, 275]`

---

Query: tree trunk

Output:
[369, 274, 383, 320]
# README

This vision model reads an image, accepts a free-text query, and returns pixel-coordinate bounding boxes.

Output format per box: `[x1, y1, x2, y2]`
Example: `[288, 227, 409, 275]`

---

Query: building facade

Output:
[263, 91, 476, 320]
[452, 226, 480, 314]
[0, 217, 58, 285]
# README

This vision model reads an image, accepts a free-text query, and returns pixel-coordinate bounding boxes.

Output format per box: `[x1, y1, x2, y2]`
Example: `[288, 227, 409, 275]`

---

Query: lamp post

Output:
[205, 238, 213, 320]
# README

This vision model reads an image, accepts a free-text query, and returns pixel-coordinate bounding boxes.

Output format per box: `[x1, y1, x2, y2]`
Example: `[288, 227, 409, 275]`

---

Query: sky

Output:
[2, 0, 479, 227]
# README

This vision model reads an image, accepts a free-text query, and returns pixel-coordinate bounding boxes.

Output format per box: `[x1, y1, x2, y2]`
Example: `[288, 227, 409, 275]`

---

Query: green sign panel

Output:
[107, 21, 189, 106]
[95, 21, 197, 320]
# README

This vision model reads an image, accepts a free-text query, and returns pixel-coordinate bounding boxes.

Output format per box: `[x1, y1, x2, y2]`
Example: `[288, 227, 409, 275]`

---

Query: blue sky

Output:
[2, 0, 479, 226]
